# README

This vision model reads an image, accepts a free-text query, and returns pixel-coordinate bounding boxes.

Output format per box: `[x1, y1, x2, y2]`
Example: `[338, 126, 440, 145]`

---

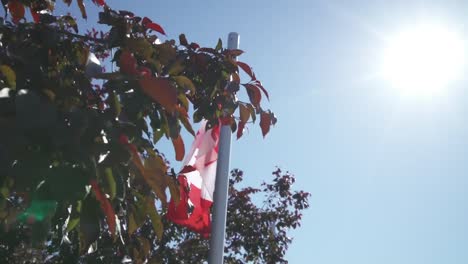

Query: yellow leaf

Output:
[0, 65, 16, 89]
[42, 89, 56, 101]
[143, 152, 168, 205]
[137, 236, 151, 257]
[66, 218, 80, 232]
[155, 42, 176, 65]
[168, 60, 185, 76]
[167, 178, 180, 206]
[125, 38, 154, 59]
[128, 212, 137, 235]
[178, 93, 189, 110]
[239, 104, 250, 123]
[173, 76, 195, 94]
[146, 197, 163, 240]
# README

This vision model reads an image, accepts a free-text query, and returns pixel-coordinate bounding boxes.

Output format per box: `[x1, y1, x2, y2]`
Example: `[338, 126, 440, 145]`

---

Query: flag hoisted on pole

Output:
[208, 32, 239, 264]
[166, 32, 239, 263]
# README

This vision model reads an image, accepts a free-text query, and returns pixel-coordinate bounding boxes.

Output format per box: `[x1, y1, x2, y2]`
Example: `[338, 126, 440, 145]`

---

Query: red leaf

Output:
[260, 111, 271, 137]
[252, 80, 269, 100]
[119, 50, 138, 75]
[30, 9, 40, 23]
[90, 180, 116, 236]
[8, 0, 25, 24]
[92, 0, 106, 6]
[232, 72, 240, 85]
[77, 0, 87, 19]
[139, 77, 177, 112]
[119, 134, 146, 178]
[142, 17, 166, 35]
[172, 135, 185, 161]
[244, 83, 262, 107]
[237, 61, 255, 80]
[225, 49, 244, 57]
[237, 121, 245, 139]
[189, 42, 200, 50]
[199, 48, 216, 54]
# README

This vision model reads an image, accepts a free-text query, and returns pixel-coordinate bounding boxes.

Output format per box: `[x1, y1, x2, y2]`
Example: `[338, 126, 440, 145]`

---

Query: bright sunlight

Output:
[382, 24, 465, 97]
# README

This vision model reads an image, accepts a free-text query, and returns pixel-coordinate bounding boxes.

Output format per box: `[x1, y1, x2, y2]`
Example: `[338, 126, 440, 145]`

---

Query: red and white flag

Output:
[167, 121, 220, 237]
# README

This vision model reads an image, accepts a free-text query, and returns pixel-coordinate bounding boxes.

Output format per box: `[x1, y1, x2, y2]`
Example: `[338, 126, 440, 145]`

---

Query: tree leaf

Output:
[8, 0, 24, 24]
[173, 76, 195, 95]
[66, 201, 82, 232]
[225, 49, 244, 57]
[139, 77, 177, 112]
[215, 38, 222, 51]
[168, 59, 185, 76]
[125, 38, 153, 60]
[77, 0, 87, 19]
[177, 105, 195, 136]
[252, 80, 269, 100]
[90, 180, 116, 236]
[143, 152, 168, 205]
[232, 72, 240, 85]
[103, 167, 116, 200]
[92, 0, 105, 6]
[146, 197, 163, 240]
[247, 103, 256, 123]
[237, 61, 255, 80]
[237, 121, 245, 139]
[142, 17, 166, 35]
[244, 83, 262, 107]
[128, 212, 137, 235]
[260, 111, 271, 137]
[119, 50, 138, 75]
[172, 135, 185, 161]
[239, 104, 250, 123]
[29, 8, 40, 23]
[179, 34, 189, 46]
[0, 65, 16, 89]
[79, 196, 100, 254]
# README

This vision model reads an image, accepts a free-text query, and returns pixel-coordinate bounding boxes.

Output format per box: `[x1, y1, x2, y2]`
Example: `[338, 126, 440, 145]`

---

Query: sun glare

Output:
[382, 24, 465, 97]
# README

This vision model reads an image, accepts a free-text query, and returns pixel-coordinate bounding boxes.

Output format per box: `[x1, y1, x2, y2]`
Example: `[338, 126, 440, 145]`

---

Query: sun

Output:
[382, 24, 465, 97]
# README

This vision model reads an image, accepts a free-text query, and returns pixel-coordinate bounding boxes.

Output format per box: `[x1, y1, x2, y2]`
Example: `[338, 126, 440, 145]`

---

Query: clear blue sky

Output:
[71, 0, 468, 263]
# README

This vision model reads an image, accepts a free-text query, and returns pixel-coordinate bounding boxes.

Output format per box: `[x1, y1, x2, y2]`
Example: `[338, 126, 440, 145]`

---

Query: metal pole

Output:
[208, 32, 239, 264]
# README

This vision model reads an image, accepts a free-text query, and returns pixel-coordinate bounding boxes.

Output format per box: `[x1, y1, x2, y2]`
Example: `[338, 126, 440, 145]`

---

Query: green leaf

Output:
[104, 167, 116, 200]
[66, 201, 82, 232]
[215, 38, 222, 51]
[153, 128, 164, 144]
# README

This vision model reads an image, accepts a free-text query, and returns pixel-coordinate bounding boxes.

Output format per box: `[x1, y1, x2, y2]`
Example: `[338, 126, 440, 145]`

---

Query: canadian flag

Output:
[167, 121, 220, 237]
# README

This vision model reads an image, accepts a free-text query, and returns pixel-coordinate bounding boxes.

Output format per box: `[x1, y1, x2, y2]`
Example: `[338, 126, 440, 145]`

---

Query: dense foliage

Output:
[0, 0, 306, 263]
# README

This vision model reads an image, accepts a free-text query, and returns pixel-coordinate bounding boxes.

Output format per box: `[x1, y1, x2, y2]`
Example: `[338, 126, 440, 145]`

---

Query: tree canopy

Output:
[0, 1, 307, 263]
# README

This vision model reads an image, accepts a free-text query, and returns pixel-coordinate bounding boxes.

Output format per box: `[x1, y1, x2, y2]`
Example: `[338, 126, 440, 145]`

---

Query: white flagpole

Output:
[208, 32, 240, 264]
